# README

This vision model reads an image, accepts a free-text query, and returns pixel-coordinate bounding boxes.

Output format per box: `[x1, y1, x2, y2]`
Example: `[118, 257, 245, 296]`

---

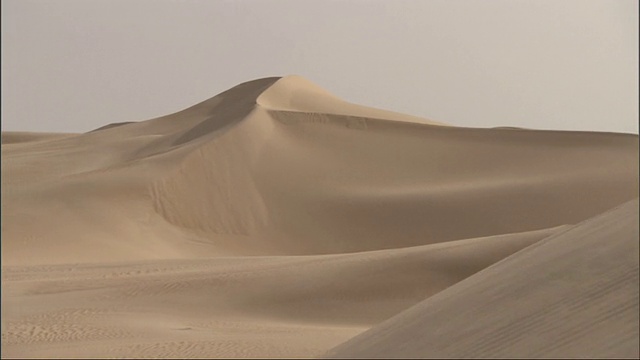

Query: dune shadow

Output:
[172, 77, 280, 146]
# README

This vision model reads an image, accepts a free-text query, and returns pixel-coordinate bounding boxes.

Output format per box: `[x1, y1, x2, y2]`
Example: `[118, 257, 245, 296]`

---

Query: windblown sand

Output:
[2, 76, 638, 358]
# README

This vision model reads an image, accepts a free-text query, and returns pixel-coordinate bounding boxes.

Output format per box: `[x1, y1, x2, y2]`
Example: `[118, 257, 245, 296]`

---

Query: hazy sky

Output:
[2, 0, 638, 134]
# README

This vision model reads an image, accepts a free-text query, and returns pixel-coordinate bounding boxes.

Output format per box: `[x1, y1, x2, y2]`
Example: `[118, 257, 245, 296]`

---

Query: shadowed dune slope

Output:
[325, 199, 640, 359]
[1, 76, 638, 265]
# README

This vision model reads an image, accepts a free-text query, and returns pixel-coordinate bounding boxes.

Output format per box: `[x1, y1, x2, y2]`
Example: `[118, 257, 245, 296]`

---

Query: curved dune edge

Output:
[325, 199, 640, 359]
[1, 76, 639, 357]
[256, 75, 447, 126]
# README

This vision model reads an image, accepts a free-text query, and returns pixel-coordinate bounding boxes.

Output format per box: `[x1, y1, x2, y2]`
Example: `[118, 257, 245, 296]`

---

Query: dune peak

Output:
[256, 74, 340, 110]
[256, 75, 444, 125]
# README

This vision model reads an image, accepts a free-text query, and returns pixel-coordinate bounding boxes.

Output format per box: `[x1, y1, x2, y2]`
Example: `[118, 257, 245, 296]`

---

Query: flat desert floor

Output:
[2, 76, 638, 358]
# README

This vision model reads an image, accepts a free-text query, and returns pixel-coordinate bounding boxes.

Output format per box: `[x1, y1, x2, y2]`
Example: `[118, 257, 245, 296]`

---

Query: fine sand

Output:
[326, 199, 639, 359]
[1, 75, 638, 358]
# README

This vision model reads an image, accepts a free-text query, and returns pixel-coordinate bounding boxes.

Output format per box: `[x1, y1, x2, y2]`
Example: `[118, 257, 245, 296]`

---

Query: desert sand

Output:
[326, 199, 640, 358]
[1, 75, 638, 358]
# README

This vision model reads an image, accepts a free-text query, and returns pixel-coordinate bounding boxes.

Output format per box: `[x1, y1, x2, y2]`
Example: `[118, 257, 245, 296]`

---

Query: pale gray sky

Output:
[1, 0, 638, 134]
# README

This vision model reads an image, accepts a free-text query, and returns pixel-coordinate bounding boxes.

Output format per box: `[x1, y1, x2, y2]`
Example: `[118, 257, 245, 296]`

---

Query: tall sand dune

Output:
[2, 76, 637, 264]
[2, 75, 638, 358]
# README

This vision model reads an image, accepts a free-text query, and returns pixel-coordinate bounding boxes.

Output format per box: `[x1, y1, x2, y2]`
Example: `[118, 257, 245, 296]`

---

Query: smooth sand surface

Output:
[326, 199, 639, 359]
[2, 76, 638, 358]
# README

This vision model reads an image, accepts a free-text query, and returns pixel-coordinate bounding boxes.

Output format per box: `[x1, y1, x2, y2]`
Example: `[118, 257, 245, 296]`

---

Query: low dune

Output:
[0, 132, 75, 145]
[1, 76, 638, 358]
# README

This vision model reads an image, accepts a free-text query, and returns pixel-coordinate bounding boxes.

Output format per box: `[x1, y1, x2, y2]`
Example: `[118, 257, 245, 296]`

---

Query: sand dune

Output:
[0, 132, 75, 145]
[326, 199, 639, 359]
[1, 76, 638, 358]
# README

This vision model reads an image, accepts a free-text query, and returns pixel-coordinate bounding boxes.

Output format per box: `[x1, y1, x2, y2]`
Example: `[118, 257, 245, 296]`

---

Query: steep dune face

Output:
[2, 76, 638, 264]
[255, 75, 446, 125]
[1, 78, 280, 264]
[325, 199, 640, 359]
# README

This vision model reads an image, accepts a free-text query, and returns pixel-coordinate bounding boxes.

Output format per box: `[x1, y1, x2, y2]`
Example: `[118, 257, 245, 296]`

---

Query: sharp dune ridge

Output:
[1, 75, 638, 358]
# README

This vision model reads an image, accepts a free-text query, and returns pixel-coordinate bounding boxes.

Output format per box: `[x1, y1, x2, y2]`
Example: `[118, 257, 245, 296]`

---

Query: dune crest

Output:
[257, 75, 445, 125]
[2, 76, 638, 358]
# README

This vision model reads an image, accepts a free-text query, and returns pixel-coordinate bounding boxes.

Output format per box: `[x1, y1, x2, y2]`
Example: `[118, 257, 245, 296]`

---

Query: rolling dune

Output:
[2, 76, 638, 358]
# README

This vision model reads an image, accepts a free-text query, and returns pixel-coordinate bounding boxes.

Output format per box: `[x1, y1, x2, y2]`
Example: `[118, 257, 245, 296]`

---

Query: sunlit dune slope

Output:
[325, 199, 640, 359]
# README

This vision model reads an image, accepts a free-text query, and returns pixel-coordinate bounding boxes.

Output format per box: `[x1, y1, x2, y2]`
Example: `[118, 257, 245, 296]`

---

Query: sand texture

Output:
[2, 76, 638, 358]
[326, 199, 639, 359]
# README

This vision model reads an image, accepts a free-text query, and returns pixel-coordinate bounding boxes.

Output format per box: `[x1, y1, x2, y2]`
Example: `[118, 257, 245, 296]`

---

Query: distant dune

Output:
[1, 131, 74, 144]
[2, 76, 638, 358]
